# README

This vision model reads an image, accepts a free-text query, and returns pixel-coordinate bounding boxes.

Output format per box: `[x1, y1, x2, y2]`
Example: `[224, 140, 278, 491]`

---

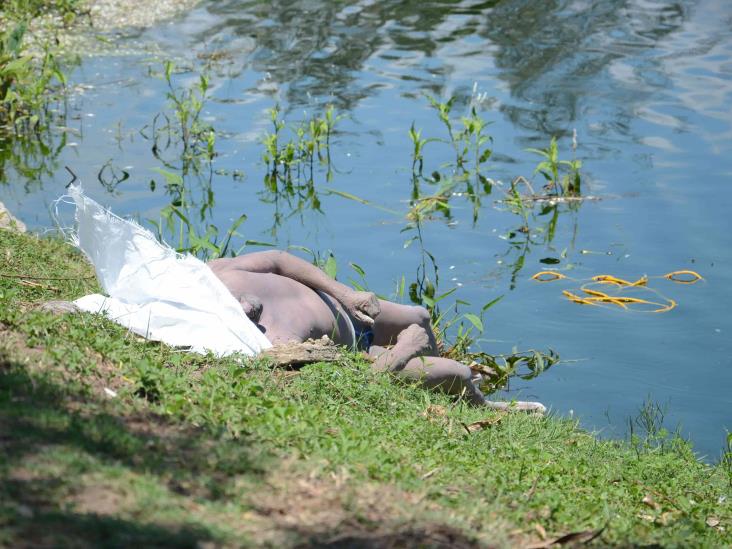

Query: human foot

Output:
[395, 323, 432, 357]
[372, 324, 432, 373]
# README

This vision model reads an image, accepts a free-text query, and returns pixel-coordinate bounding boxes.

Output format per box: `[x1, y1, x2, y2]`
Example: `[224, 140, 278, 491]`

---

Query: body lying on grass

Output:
[208, 250, 545, 413]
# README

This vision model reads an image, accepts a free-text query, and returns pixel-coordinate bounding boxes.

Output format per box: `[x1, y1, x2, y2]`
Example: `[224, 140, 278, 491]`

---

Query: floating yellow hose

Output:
[562, 290, 596, 305]
[591, 274, 648, 287]
[532, 271, 566, 282]
[652, 299, 677, 313]
[533, 270, 700, 314]
[584, 296, 629, 309]
[582, 288, 611, 298]
[663, 270, 703, 284]
[579, 288, 627, 308]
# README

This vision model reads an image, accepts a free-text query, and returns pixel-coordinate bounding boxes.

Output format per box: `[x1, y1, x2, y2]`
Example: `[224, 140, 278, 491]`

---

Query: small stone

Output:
[706, 516, 720, 528]
[17, 504, 34, 518]
[40, 301, 80, 315]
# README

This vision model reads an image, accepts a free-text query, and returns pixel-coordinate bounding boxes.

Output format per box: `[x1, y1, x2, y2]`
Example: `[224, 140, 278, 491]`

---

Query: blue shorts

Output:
[353, 325, 375, 352]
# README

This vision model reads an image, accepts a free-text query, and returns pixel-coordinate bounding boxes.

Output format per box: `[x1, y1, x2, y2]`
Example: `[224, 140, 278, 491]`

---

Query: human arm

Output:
[210, 251, 380, 325]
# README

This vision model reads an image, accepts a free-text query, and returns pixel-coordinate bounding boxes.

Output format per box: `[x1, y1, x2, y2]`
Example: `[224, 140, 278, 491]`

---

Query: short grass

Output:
[0, 229, 730, 547]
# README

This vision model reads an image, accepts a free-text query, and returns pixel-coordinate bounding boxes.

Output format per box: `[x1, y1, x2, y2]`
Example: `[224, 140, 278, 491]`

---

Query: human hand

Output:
[343, 291, 380, 326]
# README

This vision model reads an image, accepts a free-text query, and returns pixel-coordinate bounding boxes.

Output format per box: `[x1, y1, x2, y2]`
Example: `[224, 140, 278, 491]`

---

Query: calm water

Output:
[2, 0, 731, 459]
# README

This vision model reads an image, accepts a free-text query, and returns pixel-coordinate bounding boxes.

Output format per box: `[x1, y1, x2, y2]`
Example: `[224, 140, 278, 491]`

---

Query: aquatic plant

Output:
[262, 103, 338, 185]
[0, 22, 67, 134]
[141, 64, 266, 259]
[160, 60, 216, 167]
[0, 123, 67, 188]
[407, 94, 493, 225]
[723, 431, 732, 487]
[150, 203, 251, 259]
[526, 134, 582, 196]
[258, 104, 341, 235]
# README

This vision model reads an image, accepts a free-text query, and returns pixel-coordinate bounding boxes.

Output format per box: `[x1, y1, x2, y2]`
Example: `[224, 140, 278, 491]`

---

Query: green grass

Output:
[0, 229, 730, 547]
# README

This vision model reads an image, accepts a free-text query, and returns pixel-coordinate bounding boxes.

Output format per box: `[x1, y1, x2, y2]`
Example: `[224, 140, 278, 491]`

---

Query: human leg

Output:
[369, 324, 547, 413]
[398, 356, 546, 412]
[368, 324, 483, 404]
[399, 356, 487, 406]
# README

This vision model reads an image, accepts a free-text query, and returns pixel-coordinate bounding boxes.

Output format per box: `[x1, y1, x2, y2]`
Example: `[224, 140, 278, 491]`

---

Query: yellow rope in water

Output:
[591, 274, 648, 287]
[532, 270, 701, 313]
[532, 271, 566, 282]
[663, 270, 704, 284]
[562, 290, 596, 305]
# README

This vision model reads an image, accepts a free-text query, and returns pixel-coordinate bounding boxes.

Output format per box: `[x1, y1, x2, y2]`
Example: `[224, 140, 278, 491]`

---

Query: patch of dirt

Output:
[68, 481, 127, 516]
[0, 327, 48, 375]
[240, 463, 493, 548]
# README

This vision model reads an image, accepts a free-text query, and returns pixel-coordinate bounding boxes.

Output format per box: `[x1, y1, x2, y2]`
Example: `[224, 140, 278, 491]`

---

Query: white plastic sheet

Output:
[66, 184, 271, 356]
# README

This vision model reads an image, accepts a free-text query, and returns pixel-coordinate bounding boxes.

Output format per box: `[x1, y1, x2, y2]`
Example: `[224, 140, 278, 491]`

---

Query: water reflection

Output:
[169, 0, 701, 139]
[0, 127, 67, 193]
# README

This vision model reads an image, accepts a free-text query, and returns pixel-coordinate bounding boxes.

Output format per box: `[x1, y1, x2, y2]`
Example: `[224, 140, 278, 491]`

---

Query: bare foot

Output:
[484, 400, 547, 415]
[395, 324, 432, 357]
[372, 324, 433, 373]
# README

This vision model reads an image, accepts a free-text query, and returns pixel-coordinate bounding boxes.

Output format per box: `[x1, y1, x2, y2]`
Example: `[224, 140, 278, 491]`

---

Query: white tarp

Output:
[65, 184, 272, 356]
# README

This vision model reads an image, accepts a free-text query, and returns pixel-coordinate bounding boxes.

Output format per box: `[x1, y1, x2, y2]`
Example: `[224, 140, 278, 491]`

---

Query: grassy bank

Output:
[0, 228, 730, 547]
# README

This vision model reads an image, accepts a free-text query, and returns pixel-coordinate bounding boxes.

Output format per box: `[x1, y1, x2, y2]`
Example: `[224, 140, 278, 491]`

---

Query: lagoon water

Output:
[2, 0, 731, 458]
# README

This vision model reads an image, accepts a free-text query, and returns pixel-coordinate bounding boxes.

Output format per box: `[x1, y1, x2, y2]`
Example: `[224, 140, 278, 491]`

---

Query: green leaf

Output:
[151, 167, 183, 188]
[324, 254, 337, 279]
[481, 295, 504, 312]
[164, 60, 174, 82]
[350, 262, 366, 277]
[8, 23, 27, 54]
[433, 287, 457, 303]
[322, 188, 400, 215]
[218, 214, 248, 257]
[463, 313, 484, 333]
